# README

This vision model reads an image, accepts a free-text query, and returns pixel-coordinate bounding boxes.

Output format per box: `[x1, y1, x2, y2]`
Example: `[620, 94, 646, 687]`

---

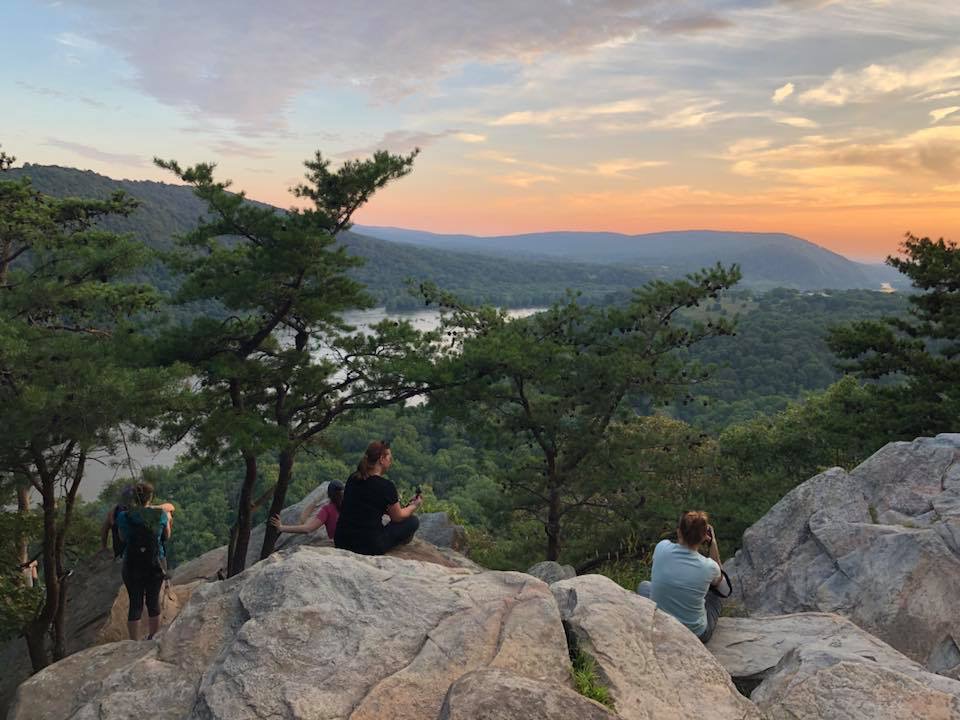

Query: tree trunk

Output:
[259, 446, 296, 560]
[52, 450, 85, 661]
[545, 451, 561, 562]
[546, 486, 561, 562]
[227, 452, 258, 577]
[17, 484, 32, 588]
[26, 480, 60, 671]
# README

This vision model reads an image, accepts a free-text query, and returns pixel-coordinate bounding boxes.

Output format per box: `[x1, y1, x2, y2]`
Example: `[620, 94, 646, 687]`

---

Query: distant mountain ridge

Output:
[5, 164, 904, 299]
[356, 226, 906, 291]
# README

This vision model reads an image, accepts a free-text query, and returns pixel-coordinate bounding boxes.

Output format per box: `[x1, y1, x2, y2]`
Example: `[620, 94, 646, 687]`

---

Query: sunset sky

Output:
[4, 0, 960, 260]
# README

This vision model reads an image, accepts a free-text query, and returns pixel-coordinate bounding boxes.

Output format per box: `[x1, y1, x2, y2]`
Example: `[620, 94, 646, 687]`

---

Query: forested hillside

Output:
[9, 164, 661, 309]
[357, 225, 906, 291]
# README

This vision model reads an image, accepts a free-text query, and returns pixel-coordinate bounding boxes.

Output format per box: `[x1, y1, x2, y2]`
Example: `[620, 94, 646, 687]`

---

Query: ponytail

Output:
[357, 440, 390, 479]
[133, 481, 154, 508]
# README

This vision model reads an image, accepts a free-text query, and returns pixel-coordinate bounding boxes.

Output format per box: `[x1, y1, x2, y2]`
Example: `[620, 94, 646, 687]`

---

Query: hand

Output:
[269, 514, 283, 531]
[410, 495, 423, 510]
[706, 525, 716, 545]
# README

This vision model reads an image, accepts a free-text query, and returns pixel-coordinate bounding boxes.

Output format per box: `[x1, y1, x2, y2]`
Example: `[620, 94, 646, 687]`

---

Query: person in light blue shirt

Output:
[637, 511, 725, 642]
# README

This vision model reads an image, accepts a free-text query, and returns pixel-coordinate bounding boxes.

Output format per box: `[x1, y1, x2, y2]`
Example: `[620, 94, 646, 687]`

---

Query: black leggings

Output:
[122, 567, 164, 621]
[336, 516, 420, 555]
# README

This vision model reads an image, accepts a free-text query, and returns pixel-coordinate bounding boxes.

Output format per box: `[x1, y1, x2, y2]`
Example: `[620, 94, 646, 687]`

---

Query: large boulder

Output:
[9, 546, 573, 720]
[726, 433, 960, 673]
[439, 668, 618, 720]
[0, 549, 196, 718]
[709, 614, 960, 719]
[418, 511, 469, 552]
[527, 561, 576, 584]
[552, 574, 762, 720]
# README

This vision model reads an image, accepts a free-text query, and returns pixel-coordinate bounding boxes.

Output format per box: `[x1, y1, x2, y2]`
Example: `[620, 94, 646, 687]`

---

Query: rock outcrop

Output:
[709, 614, 960, 719]
[526, 560, 576, 584]
[418, 511, 468, 553]
[439, 668, 618, 719]
[552, 575, 762, 720]
[9, 546, 572, 720]
[726, 433, 960, 673]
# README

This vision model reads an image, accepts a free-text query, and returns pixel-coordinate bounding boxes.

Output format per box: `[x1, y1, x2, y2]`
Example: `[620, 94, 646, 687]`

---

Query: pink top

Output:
[316, 503, 339, 539]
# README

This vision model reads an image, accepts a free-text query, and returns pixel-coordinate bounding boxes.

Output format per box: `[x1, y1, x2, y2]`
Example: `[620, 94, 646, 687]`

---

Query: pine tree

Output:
[828, 233, 960, 437]
[426, 265, 741, 561]
[0, 157, 182, 670]
[156, 150, 443, 573]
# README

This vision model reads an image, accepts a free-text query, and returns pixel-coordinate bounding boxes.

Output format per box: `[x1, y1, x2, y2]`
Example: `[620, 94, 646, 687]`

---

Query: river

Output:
[81, 306, 541, 501]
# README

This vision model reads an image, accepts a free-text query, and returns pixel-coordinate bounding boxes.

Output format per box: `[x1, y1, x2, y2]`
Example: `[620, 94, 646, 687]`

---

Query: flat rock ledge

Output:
[709, 613, 960, 720]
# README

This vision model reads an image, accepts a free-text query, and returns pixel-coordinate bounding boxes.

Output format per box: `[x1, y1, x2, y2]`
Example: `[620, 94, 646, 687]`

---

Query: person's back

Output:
[637, 511, 724, 643]
[334, 441, 422, 556]
[649, 539, 718, 637]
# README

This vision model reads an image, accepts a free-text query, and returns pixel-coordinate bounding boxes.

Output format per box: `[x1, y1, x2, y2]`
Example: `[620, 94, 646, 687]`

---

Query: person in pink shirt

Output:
[269, 480, 343, 541]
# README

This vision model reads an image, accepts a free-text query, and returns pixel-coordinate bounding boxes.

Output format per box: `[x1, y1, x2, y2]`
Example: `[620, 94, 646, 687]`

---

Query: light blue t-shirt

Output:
[649, 539, 720, 637]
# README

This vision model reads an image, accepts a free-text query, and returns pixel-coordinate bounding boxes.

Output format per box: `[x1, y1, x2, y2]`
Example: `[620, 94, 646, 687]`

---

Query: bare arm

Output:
[163, 513, 172, 540]
[707, 525, 722, 586]
[270, 513, 324, 535]
[100, 508, 114, 549]
[386, 496, 422, 523]
[298, 501, 319, 525]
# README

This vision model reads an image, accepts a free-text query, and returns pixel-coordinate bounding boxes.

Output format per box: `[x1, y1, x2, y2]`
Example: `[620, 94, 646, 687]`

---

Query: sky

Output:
[3, 0, 960, 260]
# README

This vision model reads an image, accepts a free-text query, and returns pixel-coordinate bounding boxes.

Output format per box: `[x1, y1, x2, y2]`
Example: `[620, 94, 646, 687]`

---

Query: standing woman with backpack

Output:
[116, 482, 171, 640]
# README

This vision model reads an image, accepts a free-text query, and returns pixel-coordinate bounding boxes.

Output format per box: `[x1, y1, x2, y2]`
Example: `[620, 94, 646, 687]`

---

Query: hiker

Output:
[269, 480, 344, 540]
[116, 482, 171, 641]
[101, 485, 176, 558]
[637, 510, 728, 643]
[334, 440, 422, 555]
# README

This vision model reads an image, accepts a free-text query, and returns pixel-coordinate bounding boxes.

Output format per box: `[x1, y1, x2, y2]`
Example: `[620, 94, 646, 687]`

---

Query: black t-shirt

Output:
[336, 473, 399, 538]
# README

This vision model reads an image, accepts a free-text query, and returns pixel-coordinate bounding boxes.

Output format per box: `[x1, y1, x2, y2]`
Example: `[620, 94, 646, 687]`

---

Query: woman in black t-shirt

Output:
[334, 440, 423, 555]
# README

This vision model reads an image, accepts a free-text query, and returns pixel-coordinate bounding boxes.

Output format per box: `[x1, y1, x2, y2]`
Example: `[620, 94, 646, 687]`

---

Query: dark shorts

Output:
[335, 516, 420, 555]
[122, 566, 164, 621]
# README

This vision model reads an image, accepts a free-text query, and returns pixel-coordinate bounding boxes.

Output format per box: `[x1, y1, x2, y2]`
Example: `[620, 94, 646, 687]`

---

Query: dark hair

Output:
[327, 480, 344, 510]
[133, 482, 154, 508]
[356, 440, 390, 480]
[678, 510, 709, 547]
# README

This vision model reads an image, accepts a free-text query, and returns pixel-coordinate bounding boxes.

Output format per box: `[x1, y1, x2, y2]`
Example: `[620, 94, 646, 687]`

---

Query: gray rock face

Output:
[726, 434, 960, 672]
[418, 511, 469, 551]
[552, 575, 762, 720]
[439, 668, 618, 720]
[709, 614, 960, 720]
[9, 547, 573, 720]
[526, 561, 576, 584]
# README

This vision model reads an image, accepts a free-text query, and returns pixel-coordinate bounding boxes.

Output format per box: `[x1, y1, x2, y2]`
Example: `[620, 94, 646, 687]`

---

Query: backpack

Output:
[123, 507, 163, 576]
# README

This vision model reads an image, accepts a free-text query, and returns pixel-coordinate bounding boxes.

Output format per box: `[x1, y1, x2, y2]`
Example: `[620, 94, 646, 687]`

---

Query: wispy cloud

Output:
[772, 82, 795, 104]
[336, 129, 462, 158]
[930, 106, 960, 123]
[44, 138, 145, 167]
[490, 98, 648, 127]
[590, 158, 667, 177]
[16, 81, 106, 108]
[800, 49, 960, 105]
[498, 173, 558, 188]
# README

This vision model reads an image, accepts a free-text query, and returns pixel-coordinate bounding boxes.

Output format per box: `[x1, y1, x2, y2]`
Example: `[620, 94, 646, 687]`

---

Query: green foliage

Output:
[428, 265, 741, 561]
[828, 233, 960, 437]
[0, 161, 183, 668]
[570, 648, 614, 709]
[9, 164, 661, 312]
[673, 288, 907, 431]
